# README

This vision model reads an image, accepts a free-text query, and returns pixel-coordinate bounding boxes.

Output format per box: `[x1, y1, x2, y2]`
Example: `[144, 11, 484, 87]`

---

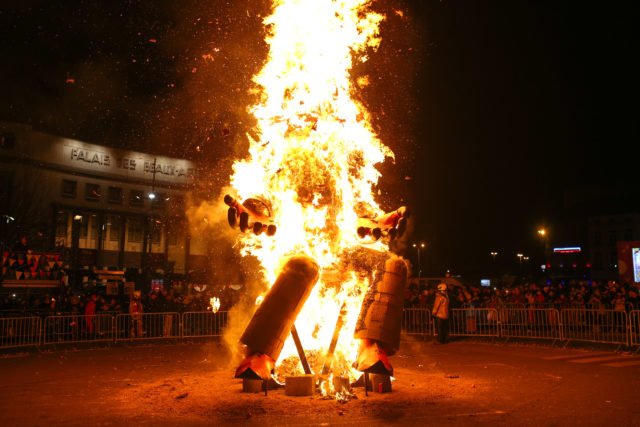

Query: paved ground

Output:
[1, 337, 639, 426]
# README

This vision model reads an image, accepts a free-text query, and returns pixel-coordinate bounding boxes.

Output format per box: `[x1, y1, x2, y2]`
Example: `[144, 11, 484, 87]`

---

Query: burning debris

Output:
[215, 0, 411, 400]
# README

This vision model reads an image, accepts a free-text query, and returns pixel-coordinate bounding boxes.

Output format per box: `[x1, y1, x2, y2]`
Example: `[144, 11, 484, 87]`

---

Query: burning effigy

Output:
[221, 0, 411, 398]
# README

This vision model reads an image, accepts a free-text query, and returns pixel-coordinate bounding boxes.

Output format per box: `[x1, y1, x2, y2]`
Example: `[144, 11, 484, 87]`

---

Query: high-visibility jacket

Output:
[432, 292, 449, 319]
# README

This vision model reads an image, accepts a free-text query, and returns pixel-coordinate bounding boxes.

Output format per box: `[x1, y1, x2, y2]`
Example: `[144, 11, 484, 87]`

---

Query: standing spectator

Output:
[161, 290, 176, 337]
[129, 291, 144, 338]
[84, 294, 97, 335]
[432, 283, 450, 344]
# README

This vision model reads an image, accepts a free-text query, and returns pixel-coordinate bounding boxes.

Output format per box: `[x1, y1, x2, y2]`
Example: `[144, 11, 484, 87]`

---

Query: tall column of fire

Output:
[222, 0, 410, 387]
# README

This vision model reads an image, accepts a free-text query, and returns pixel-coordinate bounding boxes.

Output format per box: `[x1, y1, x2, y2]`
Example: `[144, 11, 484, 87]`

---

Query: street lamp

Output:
[490, 251, 498, 261]
[412, 242, 425, 278]
[517, 253, 524, 264]
[537, 227, 548, 266]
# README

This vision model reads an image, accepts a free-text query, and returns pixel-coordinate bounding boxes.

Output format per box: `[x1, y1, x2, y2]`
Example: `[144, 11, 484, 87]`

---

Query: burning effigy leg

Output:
[235, 255, 320, 382]
[353, 256, 408, 392]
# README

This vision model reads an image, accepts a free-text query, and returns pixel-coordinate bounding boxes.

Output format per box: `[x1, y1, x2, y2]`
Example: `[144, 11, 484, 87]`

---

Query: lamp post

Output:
[490, 251, 498, 277]
[517, 252, 525, 277]
[537, 227, 548, 267]
[412, 242, 425, 278]
[143, 158, 158, 294]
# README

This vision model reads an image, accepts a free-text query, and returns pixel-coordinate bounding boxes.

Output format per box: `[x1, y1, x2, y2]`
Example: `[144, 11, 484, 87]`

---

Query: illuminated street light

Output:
[537, 227, 550, 269]
[412, 242, 426, 278]
[490, 251, 498, 260]
[517, 253, 524, 264]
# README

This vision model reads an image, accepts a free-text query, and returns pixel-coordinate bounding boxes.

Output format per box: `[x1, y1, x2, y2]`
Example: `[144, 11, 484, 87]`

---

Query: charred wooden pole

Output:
[290, 324, 311, 375]
[321, 302, 347, 375]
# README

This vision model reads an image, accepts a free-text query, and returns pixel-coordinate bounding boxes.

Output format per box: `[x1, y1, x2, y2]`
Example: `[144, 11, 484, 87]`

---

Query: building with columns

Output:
[1, 122, 207, 289]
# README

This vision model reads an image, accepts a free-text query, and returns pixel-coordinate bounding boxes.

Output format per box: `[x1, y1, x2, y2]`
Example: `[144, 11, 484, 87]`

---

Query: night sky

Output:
[0, 1, 636, 278]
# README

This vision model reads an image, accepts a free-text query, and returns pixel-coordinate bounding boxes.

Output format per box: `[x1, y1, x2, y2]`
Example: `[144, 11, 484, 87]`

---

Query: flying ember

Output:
[222, 0, 410, 396]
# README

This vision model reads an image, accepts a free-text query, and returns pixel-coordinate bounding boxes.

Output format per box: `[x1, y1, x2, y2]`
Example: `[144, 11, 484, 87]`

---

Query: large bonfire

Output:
[224, 0, 406, 389]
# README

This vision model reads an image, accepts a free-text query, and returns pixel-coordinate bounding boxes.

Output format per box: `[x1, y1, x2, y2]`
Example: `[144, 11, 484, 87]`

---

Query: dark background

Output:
[0, 1, 636, 278]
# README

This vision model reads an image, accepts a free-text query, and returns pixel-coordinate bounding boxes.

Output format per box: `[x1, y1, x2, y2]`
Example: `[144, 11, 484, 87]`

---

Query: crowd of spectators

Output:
[3, 277, 640, 319]
[405, 279, 640, 312]
[0, 285, 239, 317]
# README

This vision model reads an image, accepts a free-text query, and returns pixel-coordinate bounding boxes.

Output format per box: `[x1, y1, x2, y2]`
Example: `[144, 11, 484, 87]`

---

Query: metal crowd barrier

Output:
[561, 309, 628, 346]
[182, 311, 228, 338]
[402, 308, 433, 336]
[115, 312, 180, 341]
[500, 308, 561, 340]
[43, 314, 114, 345]
[0, 316, 41, 348]
[448, 308, 499, 337]
[630, 311, 640, 347]
[3, 308, 640, 351]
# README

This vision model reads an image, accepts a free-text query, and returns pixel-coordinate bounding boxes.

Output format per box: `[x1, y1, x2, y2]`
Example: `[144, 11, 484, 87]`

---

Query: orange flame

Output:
[228, 0, 391, 379]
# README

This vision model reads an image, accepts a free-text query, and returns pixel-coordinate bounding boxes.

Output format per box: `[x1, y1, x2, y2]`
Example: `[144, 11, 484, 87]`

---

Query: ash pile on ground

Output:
[111, 338, 481, 425]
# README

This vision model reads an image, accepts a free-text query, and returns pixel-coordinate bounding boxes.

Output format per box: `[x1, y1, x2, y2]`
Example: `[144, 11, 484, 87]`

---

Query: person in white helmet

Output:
[432, 283, 450, 344]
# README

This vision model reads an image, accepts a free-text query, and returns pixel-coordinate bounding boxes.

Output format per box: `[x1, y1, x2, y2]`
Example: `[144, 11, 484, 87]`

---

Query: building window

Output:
[151, 221, 162, 244]
[167, 226, 178, 246]
[89, 215, 99, 239]
[130, 190, 144, 206]
[128, 218, 144, 243]
[85, 183, 101, 201]
[79, 217, 89, 238]
[62, 180, 77, 198]
[108, 216, 122, 242]
[55, 211, 68, 239]
[108, 186, 123, 204]
[154, 193, 167, 208]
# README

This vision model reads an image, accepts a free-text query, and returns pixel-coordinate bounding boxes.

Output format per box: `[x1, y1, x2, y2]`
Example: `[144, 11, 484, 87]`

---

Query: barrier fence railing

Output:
[0, 316, 41, 348]
[560, 309, 629, 346]
[402, 308, 433, 336]
[115, 312, 180, 342]
[43, 314, 114, 345]
[447, 308, 499, 338]
[628, 310, 639, 347]
[499, 308, 561, 340]
[2, 308, 640, 350]
[182, 311, 228, 338]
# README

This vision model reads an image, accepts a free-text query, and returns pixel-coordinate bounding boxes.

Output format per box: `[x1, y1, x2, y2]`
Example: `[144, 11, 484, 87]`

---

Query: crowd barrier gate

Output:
[446, 308, 500, 338]
[43, 314, 114, 345]
[182, 311, 228, 338]
[630, 311, 639, 347]
[499, 308, 561, 340]
[115, 312, 180, 342]
[560, 309, 628, 346]
[0, 316, 41, 348]
[401, 308, 433, 336]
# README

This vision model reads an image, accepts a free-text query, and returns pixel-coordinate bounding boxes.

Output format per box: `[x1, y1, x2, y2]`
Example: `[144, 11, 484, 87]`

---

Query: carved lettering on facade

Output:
[70, 148, 110, 166]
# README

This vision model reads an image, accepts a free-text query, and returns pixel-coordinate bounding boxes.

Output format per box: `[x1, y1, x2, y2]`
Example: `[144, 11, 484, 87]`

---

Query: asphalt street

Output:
[0, 338, 638, 426]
